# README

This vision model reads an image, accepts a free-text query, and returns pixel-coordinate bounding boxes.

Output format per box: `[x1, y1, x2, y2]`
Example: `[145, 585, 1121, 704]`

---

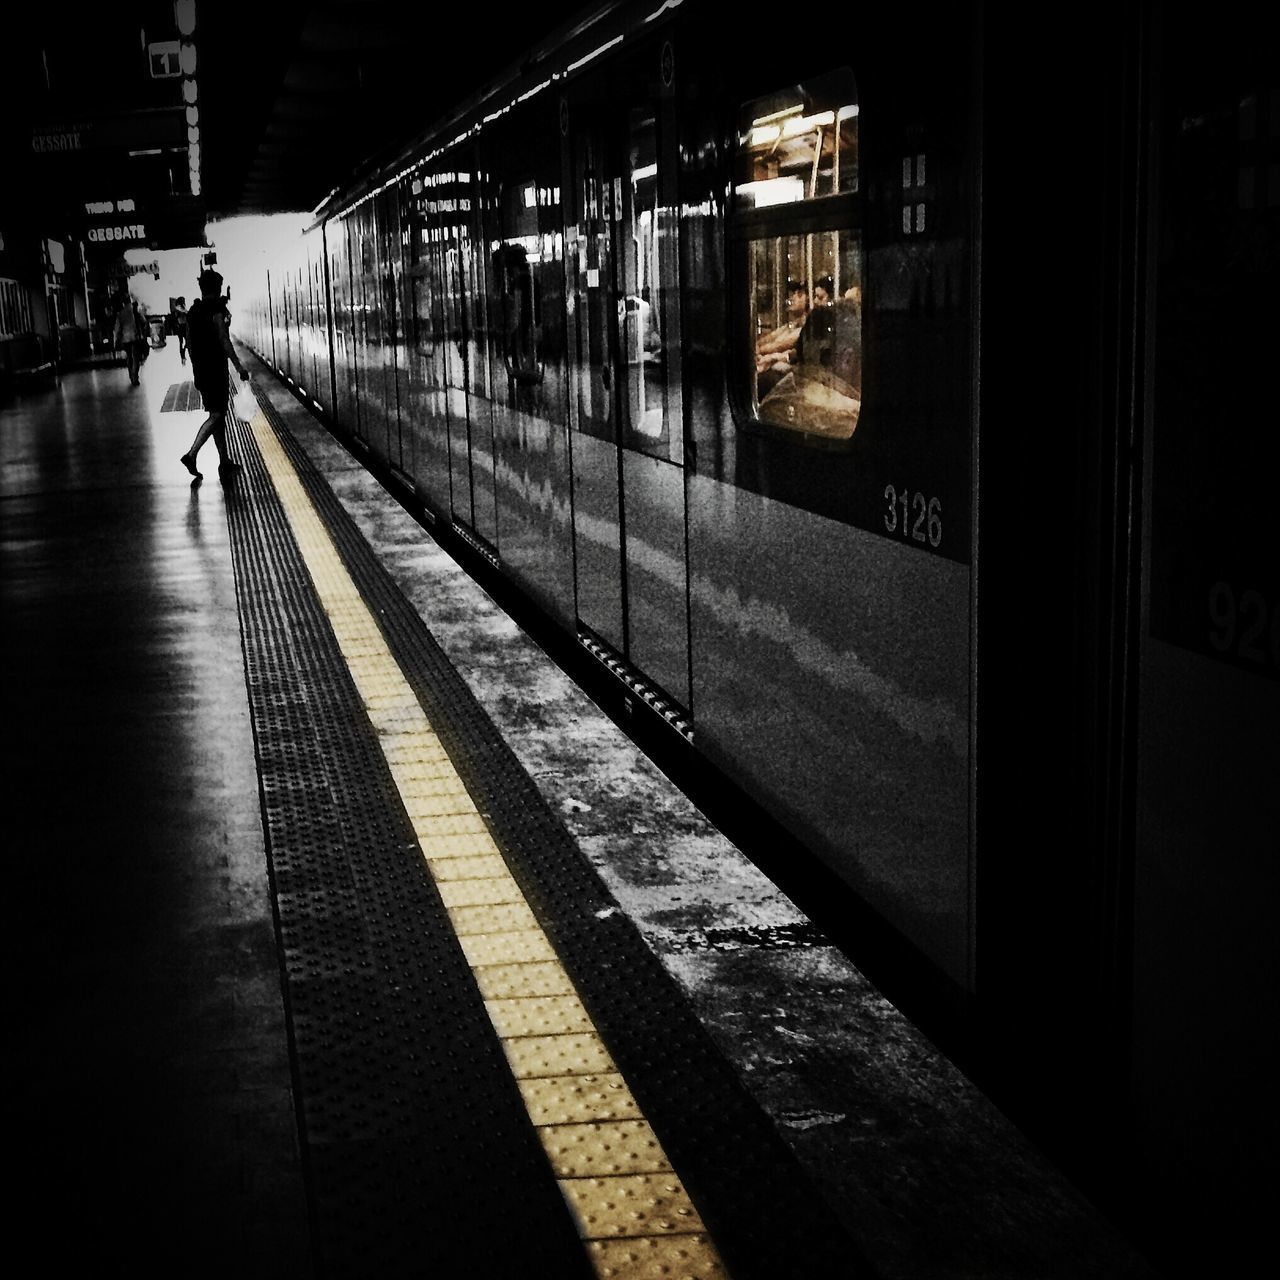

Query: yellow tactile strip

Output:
[247, 410, 727, 1279]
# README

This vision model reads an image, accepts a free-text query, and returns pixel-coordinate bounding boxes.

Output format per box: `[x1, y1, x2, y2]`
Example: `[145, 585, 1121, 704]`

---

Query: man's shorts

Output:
[197, 378, 229, 414]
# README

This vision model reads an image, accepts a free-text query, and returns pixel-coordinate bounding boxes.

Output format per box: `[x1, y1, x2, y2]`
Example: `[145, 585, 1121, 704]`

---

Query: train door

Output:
[436, 158, 474, 527]
[361, 200, 392, 456]
[278, 268, 291, 378]
[376, 188, 405, 470]
[331, 219, 359, 431]
[403, 169, 451, 507]
[265, 268, 278, 369]
[461, 162, 499, 549]
[346, 216, 369, 446]
[563, 42, 691, 710]
[309, 251, 323, 410]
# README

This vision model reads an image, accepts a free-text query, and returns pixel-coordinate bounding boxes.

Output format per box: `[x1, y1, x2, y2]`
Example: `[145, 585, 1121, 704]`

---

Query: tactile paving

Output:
[248, 404, 734, 1277]
[538, 1120, 671, 1178]
[560, 1172, 705, 1239]
[501, 1031, 617, 1079]
[219, 388, 594, 1278]
[483, 993, 595, 1037]
[234, 381, 873, 1275]
[518, 1075, 644, 1127]
[587, 1234, 726, 1279]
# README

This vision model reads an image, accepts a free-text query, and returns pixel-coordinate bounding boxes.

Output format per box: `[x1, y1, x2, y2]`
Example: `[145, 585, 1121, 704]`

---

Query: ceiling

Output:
[201, 0, 591, 218]
[2, 0, 590, 242]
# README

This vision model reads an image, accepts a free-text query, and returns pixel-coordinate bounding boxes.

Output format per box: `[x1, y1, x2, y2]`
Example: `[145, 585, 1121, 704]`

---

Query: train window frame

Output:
[728, 67, 863, 450]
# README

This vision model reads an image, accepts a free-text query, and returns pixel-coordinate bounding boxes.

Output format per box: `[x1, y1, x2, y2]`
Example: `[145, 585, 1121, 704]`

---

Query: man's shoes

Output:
[180, 453, 202, 479]
[218, 460, 242, 481]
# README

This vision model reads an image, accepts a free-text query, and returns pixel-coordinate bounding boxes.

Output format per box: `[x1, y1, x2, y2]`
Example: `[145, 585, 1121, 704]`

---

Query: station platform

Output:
[2, 342, 1158, 1278]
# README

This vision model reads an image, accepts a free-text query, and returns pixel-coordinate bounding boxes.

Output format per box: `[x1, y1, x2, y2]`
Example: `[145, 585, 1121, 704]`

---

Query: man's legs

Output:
[181, 410, 237, 479]
[212, 416, 240, 476]
[180, 411, 219, 478]
[211, 416, 231, 464]
[126, 341, 139, 385]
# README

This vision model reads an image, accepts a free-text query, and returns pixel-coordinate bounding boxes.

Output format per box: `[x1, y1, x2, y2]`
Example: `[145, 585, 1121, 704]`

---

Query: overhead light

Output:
[751, 104, 803, 128]
[179, 42, 196, 75]
[186, 105, 199, 126]
[187, 125, 200, 145]
[736, 176, 805, 207]
[175, 1, 196, 37]
[183, 78, 198, 104]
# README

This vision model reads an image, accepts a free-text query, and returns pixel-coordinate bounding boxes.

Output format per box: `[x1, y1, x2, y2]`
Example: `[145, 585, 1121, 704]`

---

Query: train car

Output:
[243, 2, 1278, 1274]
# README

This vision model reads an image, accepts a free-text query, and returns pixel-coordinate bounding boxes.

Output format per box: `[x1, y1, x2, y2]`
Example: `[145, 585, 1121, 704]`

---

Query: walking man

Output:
[180, 268, 250, 481]
[112, 287, 146, 386]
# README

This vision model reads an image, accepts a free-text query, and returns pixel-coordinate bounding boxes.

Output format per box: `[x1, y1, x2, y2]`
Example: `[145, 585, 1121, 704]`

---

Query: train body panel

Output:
[688, 474, 971, 981]
[621, 450, 691, 711]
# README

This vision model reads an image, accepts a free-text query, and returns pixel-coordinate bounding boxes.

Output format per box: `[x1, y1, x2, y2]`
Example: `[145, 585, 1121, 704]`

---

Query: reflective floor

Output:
[2, 348, 309, 1271]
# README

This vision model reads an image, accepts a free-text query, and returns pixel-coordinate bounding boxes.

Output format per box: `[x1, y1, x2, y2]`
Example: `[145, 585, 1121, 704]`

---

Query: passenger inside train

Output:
[754, 278, 809, 392]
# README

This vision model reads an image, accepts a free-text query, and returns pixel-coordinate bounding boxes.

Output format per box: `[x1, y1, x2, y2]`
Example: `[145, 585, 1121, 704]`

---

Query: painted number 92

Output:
[884, 485, 942, 548]
[1208, 581, 1280, 670]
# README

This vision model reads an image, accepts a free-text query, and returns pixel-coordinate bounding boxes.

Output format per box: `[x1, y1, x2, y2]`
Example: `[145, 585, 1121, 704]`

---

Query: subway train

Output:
[242, 2, 1277, 1272]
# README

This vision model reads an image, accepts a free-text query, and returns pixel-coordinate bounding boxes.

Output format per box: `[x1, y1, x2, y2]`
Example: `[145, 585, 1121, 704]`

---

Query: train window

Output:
[621, 106, 670, 446]
[750, 231, 862, 437]
[735, 69, 859, 210]
[734, 70, 862, 441]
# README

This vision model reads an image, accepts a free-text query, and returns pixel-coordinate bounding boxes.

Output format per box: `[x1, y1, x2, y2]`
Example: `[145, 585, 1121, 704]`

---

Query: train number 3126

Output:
[884, 485, 942, 549]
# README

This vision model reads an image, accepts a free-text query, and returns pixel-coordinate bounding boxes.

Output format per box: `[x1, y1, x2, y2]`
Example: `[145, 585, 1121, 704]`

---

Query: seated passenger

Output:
[755, 279, 809, 395]
[795, 275, 835, 368]
[758, 289, 862, 439]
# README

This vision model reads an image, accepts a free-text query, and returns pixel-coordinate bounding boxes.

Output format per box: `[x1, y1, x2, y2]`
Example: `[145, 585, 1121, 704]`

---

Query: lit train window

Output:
[621, 103, 679, 459]
[735, 72, 858, 208]
[734, 69, 862, 441]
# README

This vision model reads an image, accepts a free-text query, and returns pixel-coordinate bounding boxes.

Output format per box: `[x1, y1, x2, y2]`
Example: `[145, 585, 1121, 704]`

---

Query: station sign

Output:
[84, 198, 137, 217]
[31, 110, 186, 156]
[32, 122, 90, 154]
[87, 224, 147, 244]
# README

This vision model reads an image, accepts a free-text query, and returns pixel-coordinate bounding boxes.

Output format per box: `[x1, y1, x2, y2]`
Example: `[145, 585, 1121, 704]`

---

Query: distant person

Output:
[172, 296, 188, 363]
[179, 268, 250, 482]
[112, 287, 146, 386]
